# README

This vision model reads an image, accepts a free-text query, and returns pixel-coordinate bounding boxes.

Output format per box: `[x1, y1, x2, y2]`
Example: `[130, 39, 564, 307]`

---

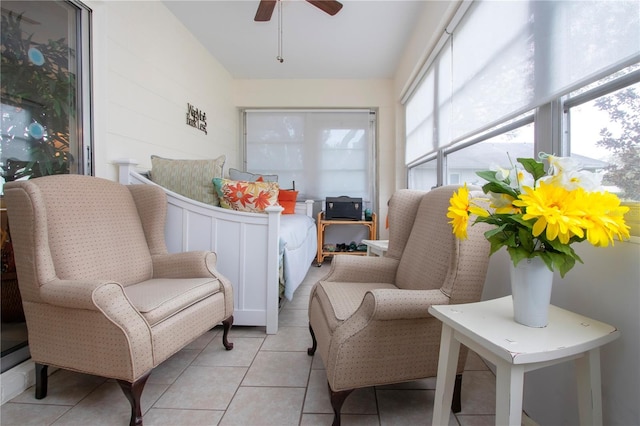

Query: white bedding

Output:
[280, 214, 317, 300]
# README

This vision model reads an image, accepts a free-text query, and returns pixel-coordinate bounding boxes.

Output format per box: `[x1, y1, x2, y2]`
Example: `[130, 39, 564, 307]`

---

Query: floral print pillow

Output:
[212, 178, 279, 213]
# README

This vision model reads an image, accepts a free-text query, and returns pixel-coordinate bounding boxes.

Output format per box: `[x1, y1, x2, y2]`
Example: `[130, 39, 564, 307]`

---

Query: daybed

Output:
[116, 159, 317, 334]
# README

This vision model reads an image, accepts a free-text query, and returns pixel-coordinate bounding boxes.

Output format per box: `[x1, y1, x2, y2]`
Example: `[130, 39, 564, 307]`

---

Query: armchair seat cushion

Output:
[315, 281, 397, 328]
[125, 278, 221, 326]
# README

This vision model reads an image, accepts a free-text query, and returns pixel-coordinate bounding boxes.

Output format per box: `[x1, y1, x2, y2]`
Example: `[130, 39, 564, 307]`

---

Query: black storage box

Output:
[325, 196, 362, 220]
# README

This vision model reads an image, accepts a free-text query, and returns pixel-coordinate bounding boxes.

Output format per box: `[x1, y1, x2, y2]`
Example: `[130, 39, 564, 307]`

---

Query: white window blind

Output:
[405, 0, 640, 165]
[244, 110, 374, 203]
[405, 39, 452, 164]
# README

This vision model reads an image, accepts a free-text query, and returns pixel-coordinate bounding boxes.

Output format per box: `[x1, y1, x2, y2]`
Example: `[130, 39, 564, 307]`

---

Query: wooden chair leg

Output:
[222, 315, 234, 350]
[329, 385, 354, 426]
[117, 371, 151, 426]
[451, 373, 463, 413]
[307, 323, 317, 356]
[35, 363, 48, 399]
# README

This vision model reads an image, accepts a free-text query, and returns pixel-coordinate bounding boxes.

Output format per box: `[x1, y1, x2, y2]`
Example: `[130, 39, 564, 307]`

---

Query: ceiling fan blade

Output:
[254, 0, 277, 22]
[306, 0, 343, 16]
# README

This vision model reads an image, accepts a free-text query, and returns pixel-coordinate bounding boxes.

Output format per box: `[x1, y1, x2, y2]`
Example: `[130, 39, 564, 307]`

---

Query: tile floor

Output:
[0, 262, 501, 426]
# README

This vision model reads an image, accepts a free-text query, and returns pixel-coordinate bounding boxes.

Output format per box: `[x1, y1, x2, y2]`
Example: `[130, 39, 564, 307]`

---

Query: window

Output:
[243, 110, 376, 208]
[1, 0, 92, 191]
[404, 0, 639, 238]
[565, 71, 640, 200]
[0, 0, 92, 373]
[445, 121, 535, 187]
[408, 156, 437, 190]
[565, 70, 640, 237]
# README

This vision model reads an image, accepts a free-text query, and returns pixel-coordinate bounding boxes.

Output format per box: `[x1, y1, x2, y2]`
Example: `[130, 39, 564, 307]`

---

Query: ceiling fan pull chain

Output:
[276, 0, 284, 63]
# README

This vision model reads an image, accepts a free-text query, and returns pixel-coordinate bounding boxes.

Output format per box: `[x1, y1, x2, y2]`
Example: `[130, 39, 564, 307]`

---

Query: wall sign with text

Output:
[186, 103, 207, 135]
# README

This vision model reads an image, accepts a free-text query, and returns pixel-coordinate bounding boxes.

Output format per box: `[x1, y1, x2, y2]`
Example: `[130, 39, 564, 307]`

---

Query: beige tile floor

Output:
[0, 262, 500, 426]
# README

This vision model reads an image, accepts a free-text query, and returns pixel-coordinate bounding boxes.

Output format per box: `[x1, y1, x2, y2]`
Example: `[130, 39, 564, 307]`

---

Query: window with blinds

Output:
[404, 0, 640, 165]
[243, 110, 375, 206]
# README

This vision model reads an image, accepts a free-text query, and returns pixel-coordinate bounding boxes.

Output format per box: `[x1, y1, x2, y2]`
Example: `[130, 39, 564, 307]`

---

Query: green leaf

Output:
[507, 247, 530, 267]
[484, 224, 507, 239]
[517, 158, 546, 181]
[488, 237, 506, 256]
[482, 181, 518, 198]
[476, 170, 500, 183]
[517, 227, 535, 252]
[538, 252, 555, 272]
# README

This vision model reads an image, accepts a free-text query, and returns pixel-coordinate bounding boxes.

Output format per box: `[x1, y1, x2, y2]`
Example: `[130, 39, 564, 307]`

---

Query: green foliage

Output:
[1, 11, 75, 181]
[471, 158, 587, 278]
[517, 157, 546, 180]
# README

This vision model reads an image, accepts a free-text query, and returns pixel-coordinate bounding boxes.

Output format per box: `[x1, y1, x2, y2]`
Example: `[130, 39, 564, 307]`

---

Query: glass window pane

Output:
[408, 158, 437, 190]
[568, 80, 640, 202]
[1, 1, 87, 191]
[567, 77, 640, 238]
[446, 123, 535, 187]
[0, 0, 91, 374]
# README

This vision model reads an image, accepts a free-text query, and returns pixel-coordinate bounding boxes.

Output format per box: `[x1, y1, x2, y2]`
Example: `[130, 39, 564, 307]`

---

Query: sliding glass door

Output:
[1, 0, 92, 373]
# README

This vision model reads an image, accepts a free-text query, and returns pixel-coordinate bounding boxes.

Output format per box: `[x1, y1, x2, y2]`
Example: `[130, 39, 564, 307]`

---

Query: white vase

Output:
[510, 257, 554, 327]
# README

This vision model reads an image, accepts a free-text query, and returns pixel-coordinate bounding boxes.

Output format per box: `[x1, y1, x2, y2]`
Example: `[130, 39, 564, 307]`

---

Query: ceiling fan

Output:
[254, 0, 343, 22]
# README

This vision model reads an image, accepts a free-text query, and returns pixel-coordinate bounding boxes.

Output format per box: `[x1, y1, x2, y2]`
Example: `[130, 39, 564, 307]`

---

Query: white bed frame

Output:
[116, 159, 313, 334]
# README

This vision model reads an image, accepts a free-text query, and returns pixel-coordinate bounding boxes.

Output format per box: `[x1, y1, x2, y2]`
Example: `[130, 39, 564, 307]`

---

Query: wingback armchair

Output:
[307, 186, 491, 425]
[4, 175, 234, 426]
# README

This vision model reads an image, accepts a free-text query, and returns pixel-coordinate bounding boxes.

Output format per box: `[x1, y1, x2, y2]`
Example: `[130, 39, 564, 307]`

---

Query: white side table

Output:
[361, 239, 388, 257]
[429, 296, 620, 426]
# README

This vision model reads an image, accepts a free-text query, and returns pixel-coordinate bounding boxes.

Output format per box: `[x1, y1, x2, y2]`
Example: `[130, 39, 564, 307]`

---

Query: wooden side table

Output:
[316, 212, 376, 265]
[429, 296, 620, 426]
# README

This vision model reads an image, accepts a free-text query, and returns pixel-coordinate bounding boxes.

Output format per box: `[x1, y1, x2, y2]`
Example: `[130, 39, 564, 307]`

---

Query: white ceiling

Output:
[163, 0, 427, 79]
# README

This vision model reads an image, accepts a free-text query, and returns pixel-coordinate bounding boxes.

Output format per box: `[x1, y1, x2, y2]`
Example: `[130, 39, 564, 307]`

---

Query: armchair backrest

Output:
[385, 189, 425, 261]
[393, 185, 491, 304]
[4, 175, 167, 302]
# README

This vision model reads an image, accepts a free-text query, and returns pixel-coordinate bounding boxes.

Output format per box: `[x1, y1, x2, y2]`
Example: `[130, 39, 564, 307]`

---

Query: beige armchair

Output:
[4, 175, 234, 426]
[307, 186, 491, 425]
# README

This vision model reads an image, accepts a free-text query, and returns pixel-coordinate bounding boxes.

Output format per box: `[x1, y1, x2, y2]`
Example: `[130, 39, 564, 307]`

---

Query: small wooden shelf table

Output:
[429, 296, 620, 426]
[316, 212, 376, 266]
[361, 239, 388, 257]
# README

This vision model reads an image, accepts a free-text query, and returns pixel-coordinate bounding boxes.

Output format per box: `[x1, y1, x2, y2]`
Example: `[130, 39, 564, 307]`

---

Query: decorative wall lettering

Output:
[186, 103, 208, 135]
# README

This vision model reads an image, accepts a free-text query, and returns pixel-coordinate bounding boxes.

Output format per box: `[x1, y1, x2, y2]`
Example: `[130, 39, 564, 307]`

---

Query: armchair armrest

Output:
[152, 251, 234, 318]
[40, 279, 128, 310]
[363, 288, 450, 321]
[39, 278, 154, 379]
[323, 255, 399, 284]
[152, 251, 218, 278]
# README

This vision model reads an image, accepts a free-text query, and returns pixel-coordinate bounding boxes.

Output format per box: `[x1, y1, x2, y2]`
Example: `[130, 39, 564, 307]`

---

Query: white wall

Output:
[88, 0, 237, 180]
[233, 79, 395, 239]
[525, 241, 639, 426]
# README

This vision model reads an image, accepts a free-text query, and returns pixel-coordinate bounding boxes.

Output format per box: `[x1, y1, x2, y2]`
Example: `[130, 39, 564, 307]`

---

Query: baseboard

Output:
[1, 359, 35, 404]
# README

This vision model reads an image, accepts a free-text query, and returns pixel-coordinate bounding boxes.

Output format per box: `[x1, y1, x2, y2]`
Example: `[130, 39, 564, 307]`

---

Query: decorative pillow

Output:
[228, 168, 278, 183]
[278, 190, 299, 214]
[212, 178, 279, 213]
[150, 155, 225, 206]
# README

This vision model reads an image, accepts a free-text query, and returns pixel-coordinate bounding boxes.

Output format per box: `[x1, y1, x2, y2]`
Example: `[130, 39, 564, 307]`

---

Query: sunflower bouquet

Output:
[447, 153, 630, 277]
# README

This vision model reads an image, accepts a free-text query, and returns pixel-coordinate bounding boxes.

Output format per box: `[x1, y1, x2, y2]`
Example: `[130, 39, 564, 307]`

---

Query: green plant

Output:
[1, 11, 75, 182]
[447, 154, 631, 277]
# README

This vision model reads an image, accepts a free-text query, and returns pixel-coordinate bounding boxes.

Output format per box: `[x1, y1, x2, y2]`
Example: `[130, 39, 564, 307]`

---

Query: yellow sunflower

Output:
[581, 191, 630, 247]
[447, 184, 489, 239]
[513, 181, 586, 244]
